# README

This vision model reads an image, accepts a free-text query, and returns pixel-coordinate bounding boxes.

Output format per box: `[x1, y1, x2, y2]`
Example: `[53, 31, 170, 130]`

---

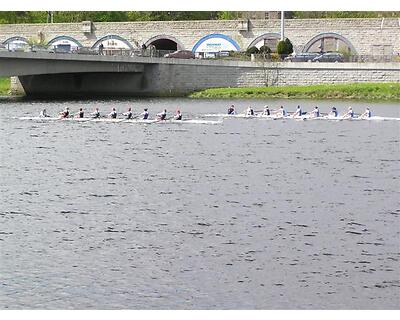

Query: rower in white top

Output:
[309, 106, 320, 118]
[262, 105, 271, 116]
[174, 109, 183, 120]
[142, 108, 149, 120]
[274, 106, 286, 118]
[245, 106, 255, 116]
[342, 106, 354, 119]
[292, 105, 302, 118]
[108, 108, 117, 119]
[123, 107, 133, 120]
[328, 107, 338, 118]
[359, 107, 372, 119]
[39, 108, 50, 118]
[157, 109, 167, 121]
[91, 108, 101, 118]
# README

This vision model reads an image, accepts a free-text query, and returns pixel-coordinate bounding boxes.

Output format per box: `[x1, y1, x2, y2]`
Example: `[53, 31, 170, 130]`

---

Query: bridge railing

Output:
[3, 45, 399, 63]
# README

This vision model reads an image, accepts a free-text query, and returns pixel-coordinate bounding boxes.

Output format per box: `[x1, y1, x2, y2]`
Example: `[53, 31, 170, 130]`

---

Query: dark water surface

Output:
[0, 98, 399, 309]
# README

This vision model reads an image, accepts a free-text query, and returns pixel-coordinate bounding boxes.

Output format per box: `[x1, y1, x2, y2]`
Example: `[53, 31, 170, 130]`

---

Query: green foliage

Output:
[276, 41, 286, 55]
[259, 45, 271, 54]
[0, 77, 11, 95]
[246, 46, 259, 55]
[189, 83, 400, 101]
[284, 38, 293, 54]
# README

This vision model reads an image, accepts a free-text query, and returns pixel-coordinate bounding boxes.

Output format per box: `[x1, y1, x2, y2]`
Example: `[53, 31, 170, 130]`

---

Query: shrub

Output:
[259, 45, 271, 54]
[284, 38, 293, 55]
[246, 46, 259, 56]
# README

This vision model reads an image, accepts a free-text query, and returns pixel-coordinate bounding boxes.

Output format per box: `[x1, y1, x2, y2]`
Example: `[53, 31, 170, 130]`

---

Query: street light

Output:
[281, 11, 285, 41]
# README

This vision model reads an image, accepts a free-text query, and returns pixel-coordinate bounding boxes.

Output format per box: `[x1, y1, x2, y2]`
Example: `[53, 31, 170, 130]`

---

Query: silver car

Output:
[284, 53, 319, 62]
[313, 52, 344, 62]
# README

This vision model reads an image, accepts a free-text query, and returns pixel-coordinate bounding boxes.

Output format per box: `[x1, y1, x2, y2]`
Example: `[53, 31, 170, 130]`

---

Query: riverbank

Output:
[189, 83, 400, 101]
[0, 77, 10, 95]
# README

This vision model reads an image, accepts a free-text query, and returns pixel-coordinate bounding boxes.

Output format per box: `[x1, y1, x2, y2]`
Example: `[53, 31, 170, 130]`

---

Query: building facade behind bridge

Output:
[0, 18, 399, 58]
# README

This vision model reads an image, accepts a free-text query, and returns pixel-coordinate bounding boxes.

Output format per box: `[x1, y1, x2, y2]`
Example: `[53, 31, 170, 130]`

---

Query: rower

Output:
[109, 108, 117, 119]
[59, 107, 69, 118]
[360, 107, 372, 119]
[329, 107, 338, 117]
[75, 108, 84, 118]
[142, 108, 149, 120]
[310, 106, 320, 118]
[263, 105, 270, 116]
[157, 109, 167, 121]
[39, 109, 50, 117]
[91, 108, 100, 118]
[174, 109, 182, 120]
[342, 106, 354, 118]
[227, 105, 235, 115]
[245, 106, 254, 116]
[124, 107, 133, 120]
[292, 105, 302, 117]
[275, 106, 286, 117]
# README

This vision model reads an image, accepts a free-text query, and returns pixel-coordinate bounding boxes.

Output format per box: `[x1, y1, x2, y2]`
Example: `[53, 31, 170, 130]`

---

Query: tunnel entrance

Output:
[147, 38, 178, 51]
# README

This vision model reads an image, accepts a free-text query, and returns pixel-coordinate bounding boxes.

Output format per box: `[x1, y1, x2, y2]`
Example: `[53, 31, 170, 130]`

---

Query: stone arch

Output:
[2, 36, 29, 51]
[192, 33, 240, 53]
[48, 35, 82, 47]
[247, 33, 281, 50]
[302, 32, 357, 54]
[91, 35, 134, 49]
[144, 35, 184, 51]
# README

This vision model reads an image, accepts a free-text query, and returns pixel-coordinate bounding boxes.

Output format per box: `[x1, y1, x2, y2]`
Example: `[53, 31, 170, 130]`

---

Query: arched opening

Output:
[302, 32, 357, 55]
[48, 36, 82, 52]
[3, 36, 29, 51]
[91, 35, 134, 54]
[145, 35, 183, 51]
[192, 33, 240, 58]
[247, 33, 281, 52]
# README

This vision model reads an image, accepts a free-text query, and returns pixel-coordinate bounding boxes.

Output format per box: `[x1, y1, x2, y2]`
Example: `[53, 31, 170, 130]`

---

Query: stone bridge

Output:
[1, 51, 399, 97]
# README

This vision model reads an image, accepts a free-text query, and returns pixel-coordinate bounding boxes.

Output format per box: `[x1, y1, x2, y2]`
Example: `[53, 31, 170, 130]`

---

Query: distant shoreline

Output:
[189, 83, 400, 102]
[0, 77, 10, 96]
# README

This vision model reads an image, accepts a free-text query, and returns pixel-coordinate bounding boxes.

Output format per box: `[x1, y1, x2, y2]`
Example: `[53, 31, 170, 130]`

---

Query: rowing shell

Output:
[17, 117, 222, 125]
[202, 113, 400, 121]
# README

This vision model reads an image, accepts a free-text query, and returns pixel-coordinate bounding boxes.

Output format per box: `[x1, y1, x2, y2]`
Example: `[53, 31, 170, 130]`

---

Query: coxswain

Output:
[245, 106, 254, 116]
[174, 109, 182, 120]
[124, 107, 133, 120]
[263, 105, 270, 116]
[360, 107, 372, 119]
[329, 107, 338, 118]
[292, 105, 302, 117]
[59, 107, 69, 118]
[91, 108, 101, 118]
[39, 109, 50, 117]
[75, 108, 84, 118]
[227, 105, 235, 115]
[109, 108, 117, 119]
[342, 106, 354, 118]
[142, 108, 149, 120]
[310, 106, 320, 118]
[157, 109, 167, 121]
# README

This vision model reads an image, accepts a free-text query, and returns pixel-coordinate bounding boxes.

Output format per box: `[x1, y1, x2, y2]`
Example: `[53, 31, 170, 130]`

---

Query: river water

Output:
[0, 98, 399, 309]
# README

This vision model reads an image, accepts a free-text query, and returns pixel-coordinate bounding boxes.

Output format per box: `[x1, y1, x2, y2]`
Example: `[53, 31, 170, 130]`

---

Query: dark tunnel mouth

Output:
[147, 38, 178, 51]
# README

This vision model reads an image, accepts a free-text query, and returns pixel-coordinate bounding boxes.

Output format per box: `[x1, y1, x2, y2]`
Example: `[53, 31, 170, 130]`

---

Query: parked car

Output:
[284, 52, 319, 62]
[312, 52, 344, 62]
[164, 50, 195, 59]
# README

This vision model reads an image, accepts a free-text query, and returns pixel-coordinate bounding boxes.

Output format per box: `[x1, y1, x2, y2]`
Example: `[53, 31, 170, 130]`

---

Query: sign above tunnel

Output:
[92, 35, 134, 50]
[192, 34, 240, 56]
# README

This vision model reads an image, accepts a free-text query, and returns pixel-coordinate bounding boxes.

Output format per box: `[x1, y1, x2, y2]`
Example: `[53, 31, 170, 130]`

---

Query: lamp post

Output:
[280, 11, 285, 41]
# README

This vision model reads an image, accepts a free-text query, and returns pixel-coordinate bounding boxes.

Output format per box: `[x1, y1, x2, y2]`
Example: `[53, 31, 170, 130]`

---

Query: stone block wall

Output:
[0, 18, 399, 56]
